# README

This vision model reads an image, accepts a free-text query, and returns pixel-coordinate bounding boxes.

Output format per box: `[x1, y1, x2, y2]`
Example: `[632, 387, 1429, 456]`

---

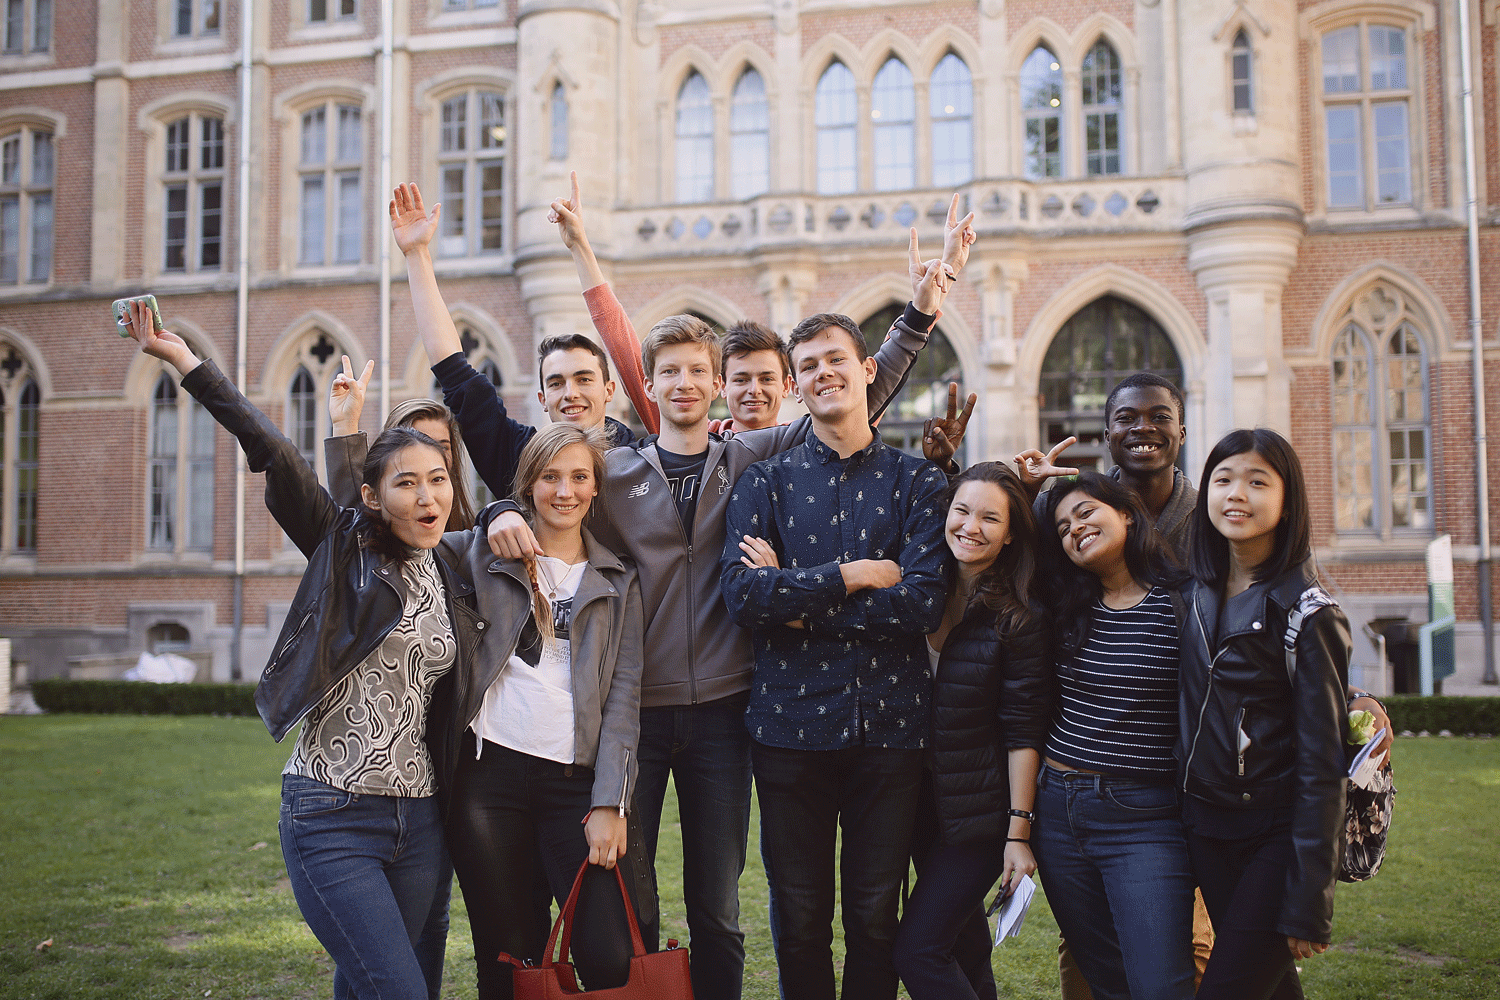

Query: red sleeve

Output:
[584, 283, 659, 435]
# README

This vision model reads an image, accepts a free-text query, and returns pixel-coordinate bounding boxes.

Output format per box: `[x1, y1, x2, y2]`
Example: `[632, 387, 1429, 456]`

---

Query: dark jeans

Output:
[635, 692, 754, 1000]
[278, 774, 449, 1000]
[447, 737, 643, 1000]
[752, 741, 924, 1000]
[894, 781, 1002, 1000]
[1031, 766, 1196, 1000]
[1188, 819, 1304, 1000]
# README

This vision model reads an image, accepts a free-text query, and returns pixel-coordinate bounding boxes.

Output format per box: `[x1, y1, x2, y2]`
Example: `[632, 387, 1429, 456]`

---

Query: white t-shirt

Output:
[473, 556, 587, 764]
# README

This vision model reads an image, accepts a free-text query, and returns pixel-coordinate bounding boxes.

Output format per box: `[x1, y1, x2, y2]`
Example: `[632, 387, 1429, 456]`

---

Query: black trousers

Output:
[1187, 823, 1305, 1000]
[448, 736, 647, 1000]
[894, 777, 1002, 1000]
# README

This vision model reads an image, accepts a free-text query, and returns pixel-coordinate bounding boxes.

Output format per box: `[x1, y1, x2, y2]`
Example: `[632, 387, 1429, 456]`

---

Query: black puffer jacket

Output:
[928, 603, 1053, 845]
[178, 360, 488, 747]
[1177, 556, 1351, 943]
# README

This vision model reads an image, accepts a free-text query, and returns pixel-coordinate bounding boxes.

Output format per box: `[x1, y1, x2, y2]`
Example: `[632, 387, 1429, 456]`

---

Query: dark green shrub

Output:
[31, 679, 259, 717]
[1383, 695, 1500, 735]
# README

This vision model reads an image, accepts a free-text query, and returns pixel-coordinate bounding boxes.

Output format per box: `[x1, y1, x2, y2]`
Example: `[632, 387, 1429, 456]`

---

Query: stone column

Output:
[974, 251, 1028, 464]
[1186, 219, 1302, 442]
[514, 0, 622, 425]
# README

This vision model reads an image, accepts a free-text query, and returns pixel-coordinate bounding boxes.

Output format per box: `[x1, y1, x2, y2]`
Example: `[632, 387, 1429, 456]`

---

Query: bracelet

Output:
[1005, 837, 1030, 844]
[1007, 808, 1035, 823]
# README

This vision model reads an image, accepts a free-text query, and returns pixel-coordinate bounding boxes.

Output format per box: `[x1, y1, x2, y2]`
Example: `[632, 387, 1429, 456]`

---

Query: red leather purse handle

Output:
[540, 861, 647, 970]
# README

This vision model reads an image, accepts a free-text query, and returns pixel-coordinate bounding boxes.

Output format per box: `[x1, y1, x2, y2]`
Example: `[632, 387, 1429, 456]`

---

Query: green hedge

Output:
[31, 678, 259, 717]
[1383, 695, 1500, 735]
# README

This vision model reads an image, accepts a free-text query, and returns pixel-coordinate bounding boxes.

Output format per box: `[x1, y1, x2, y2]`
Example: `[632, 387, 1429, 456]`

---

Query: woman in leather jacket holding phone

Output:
[1178, 428, 1352, 1000]
[120, 300, 483, 999]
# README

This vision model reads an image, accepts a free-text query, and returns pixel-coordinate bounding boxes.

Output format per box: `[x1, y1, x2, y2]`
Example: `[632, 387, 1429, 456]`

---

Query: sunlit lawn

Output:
[1, 715, 1496, 999]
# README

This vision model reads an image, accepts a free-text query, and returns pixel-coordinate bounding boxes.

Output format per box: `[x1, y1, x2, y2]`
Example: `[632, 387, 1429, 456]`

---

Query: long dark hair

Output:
[946, 462, 1040, 637]
[1039, 470, 1184, 658]
[1188, 428, 1312, 590]
[357, 426, 448, 562]
[384, 398, 475, 530]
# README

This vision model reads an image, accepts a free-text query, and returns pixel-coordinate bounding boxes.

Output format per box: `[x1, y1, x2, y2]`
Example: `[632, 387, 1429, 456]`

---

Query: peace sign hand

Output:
[923, 382, 976, 470]
[329, 354, 374, 436]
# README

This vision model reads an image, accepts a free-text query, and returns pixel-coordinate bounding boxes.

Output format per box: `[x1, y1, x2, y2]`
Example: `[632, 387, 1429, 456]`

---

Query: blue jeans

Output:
[752, 742, 924, 1000]
[279, 774, 449, 1000]
[635, 692, 753, 1000]
[1032, 766, 1196, 1000]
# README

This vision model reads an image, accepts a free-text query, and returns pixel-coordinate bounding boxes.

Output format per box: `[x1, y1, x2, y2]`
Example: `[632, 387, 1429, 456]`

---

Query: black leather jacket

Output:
[1176, 557, 1351, 943]
[928, 604, 1053, 845]
[178, 360, 487, 749]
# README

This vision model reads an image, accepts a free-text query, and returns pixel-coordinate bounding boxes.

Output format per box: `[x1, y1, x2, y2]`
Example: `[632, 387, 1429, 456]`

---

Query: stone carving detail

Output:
[1351, 283, 1404, 334]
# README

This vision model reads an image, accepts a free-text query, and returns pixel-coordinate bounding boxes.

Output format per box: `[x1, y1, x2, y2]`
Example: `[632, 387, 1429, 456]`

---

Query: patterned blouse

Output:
[283, 548, 457, 796]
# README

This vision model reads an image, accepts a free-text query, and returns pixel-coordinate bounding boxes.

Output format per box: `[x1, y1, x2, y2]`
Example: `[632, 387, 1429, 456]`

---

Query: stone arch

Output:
[1006, 18, 1073, 77]
[1308, 263, 1456, 359]
[259, 311, 365, 398]
[122, 317, 224, 404]
[858, 29, 925, 87]
[659, 45, 720, 100]
[1019, 265, 1207, 464]
[1069, 13, 1139, 69]
[0, 327, 53, 401]
[714, 42, 777, 100]
[914, 27, 985, 81]
[800, 34, 865, 93]
[631, 285, 750, 335]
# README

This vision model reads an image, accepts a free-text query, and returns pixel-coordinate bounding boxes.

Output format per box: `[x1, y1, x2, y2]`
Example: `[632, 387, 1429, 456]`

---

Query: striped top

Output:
[1044, 587, 1181, 781]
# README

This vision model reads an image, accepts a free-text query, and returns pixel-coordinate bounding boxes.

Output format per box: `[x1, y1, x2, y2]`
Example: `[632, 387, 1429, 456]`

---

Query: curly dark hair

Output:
[1039, 470, 1186, 660]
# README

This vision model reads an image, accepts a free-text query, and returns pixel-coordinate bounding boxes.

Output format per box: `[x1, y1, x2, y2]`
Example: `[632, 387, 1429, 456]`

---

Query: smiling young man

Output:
[500, 174, 969, 1000]
[719, 321, 793, 431]
[718, 313, 950, 1000]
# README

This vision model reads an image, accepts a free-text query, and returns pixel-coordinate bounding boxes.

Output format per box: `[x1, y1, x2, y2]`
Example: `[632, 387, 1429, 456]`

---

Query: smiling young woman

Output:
[1033, 470, 1198, 1000]
[1178, 429, 1352, 1000]
[119, 298, 478, 1000]
[894, 462, 1052, 1000]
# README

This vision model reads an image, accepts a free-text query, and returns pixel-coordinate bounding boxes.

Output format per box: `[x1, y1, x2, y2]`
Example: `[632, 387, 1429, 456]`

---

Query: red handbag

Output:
[499, 861, 693, 999]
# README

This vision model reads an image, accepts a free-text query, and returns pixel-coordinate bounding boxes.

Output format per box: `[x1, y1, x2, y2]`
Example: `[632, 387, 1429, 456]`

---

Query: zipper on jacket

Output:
[1234, 707, 1248, 777]
[1182, 597, 1227, 793]
[617, 747, 633, 817]
[266, 608, 316, 674]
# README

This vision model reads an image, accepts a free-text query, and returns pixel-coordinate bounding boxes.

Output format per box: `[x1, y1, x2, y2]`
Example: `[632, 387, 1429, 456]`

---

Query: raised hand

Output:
[329, 354, 374, 436]
[389, 182, 441, 257]
[1013, 436, 1081, 496]
[940, 193, 977, 276]
[120, 298, 200, 374]
[910, 228, 957, 316]
[547, 170, 588, 250]
[923, 382, 976, 470]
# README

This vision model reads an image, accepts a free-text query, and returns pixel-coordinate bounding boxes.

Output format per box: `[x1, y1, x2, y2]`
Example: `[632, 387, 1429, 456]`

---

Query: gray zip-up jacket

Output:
[432, 526, 644, 812]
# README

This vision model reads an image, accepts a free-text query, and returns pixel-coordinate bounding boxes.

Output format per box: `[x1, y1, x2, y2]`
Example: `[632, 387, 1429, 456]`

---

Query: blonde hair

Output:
[509, 422, 610, 643]
[384, 398, 475, 530]
[640, 314, 722, 380]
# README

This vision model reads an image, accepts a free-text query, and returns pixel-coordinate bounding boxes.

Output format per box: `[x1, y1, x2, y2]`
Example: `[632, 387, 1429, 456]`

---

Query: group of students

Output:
[116, 170, 1391, 1000]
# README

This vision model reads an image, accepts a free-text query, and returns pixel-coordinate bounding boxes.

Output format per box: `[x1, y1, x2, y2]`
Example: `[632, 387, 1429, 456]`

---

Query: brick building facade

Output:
[0, 0, 1496, 692]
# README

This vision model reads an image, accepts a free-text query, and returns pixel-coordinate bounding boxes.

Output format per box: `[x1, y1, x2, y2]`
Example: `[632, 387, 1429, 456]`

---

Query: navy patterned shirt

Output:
[720, 428, 948, 750]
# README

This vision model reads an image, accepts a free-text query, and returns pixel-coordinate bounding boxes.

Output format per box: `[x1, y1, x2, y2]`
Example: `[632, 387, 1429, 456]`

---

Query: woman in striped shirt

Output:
[1033, 470, 1196, 1000]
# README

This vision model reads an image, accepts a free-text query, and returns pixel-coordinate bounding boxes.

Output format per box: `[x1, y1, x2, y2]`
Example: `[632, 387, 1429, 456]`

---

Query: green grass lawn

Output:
[0, 715, 1495, 999]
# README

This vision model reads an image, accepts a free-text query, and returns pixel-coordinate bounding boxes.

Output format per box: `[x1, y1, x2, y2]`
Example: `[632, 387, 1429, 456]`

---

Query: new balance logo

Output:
[628, 481, 651, 499]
